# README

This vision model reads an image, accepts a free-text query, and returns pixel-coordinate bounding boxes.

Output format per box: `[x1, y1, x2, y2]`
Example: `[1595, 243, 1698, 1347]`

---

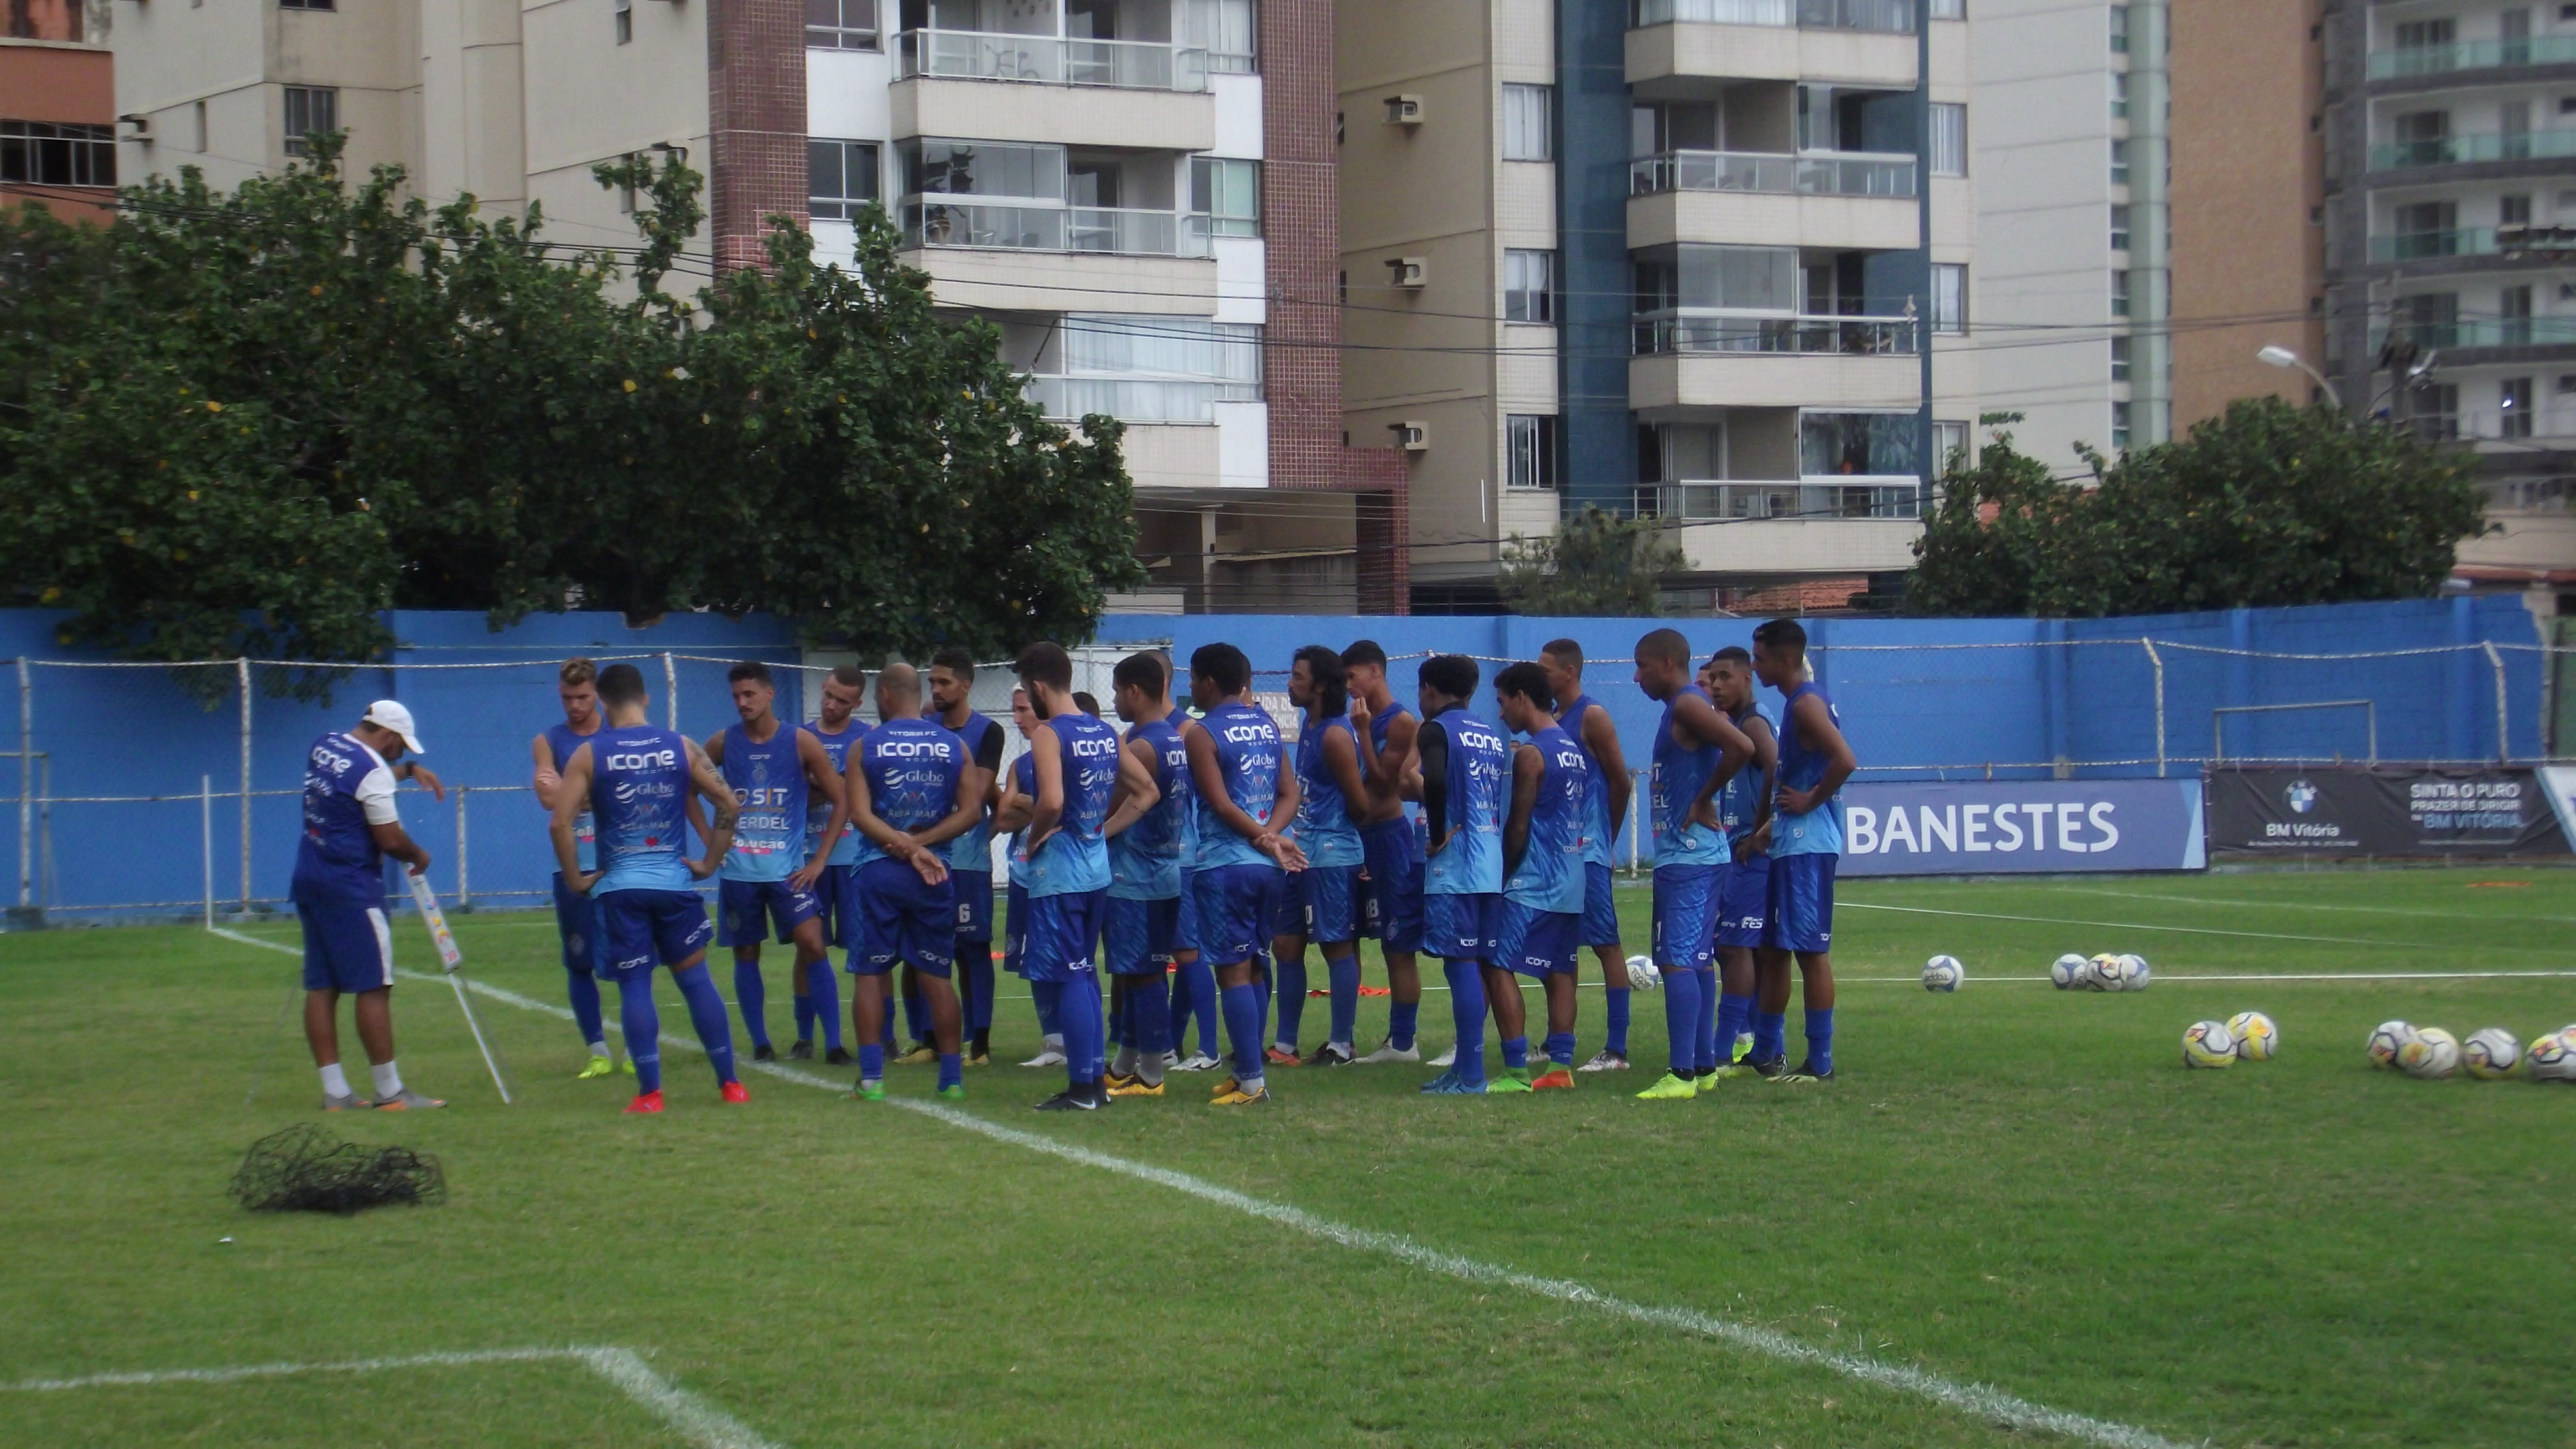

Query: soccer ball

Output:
[2087, 953, 2122, 991]
[1625, 954, 1662, 992]
[2227, 1011, 2279, 1062]
[2050, 953, 2086, 989]
[2463, 1028, 2521, 1080]
[2399, 1026, 2461, 1080]
[1922, 954, 1965, 992]
[2112, 953, 2152, 992]
[2366, 1020, 2417, 1070]
[2527, 1029, 2576, 1083]
[2182, 1020, 2237, 1068]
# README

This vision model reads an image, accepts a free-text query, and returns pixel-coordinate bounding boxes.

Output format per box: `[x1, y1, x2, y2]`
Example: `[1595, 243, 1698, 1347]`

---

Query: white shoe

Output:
[1161, 1051, 1179, 1070]
[1020, 1048, 1067, 1067]
[1171, 1052, 1223, 1072]
[1355, 1040, 1421, 1064]
[1427, 1045, 1456, 1067]
[1576, 1049, 1632, 1073]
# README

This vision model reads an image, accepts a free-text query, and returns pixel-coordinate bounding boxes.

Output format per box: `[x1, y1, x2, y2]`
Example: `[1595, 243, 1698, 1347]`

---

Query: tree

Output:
[1499, 505, 1687, 616]
[1903, 398, 2487, 617]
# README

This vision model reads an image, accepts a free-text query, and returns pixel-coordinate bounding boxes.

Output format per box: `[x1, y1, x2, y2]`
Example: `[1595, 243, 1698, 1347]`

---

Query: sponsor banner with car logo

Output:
[2205, 766, 2573, 858]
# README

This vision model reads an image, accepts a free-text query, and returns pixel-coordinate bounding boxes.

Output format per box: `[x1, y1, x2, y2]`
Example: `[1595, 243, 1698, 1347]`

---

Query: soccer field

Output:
[3, 868, 2571, 1448]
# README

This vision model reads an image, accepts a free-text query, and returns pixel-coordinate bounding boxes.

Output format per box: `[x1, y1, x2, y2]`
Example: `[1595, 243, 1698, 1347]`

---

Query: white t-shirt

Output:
[349, 740, 401, 826]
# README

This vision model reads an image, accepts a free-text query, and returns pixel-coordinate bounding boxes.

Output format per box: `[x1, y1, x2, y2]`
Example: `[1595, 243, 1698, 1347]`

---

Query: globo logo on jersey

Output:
[605, 749, 678, 771]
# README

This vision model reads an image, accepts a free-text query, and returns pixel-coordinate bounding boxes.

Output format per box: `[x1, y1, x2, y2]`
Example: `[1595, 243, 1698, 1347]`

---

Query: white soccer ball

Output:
[2050, 953, 2086, 989]
[2227, 1011, 2279, 1062]
[2463, 1028, 2521, 1080]
[2182, 1020, 2237, 1068]
[2086, 953, 2122, 992]
[2527, 1029, 2576, 1083]
[1625, 954, 1662, 992]
[1922, 954, 1965, 992]
[2399, 1026, 2461, 1080]
[2366, 1020, 2417, 1071]
[2116, 953, 2152, 991]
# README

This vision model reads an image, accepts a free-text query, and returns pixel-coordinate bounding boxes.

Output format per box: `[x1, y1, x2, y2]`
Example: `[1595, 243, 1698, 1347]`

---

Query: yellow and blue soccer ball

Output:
[2527, 1029, 2576, 1083]
[2463, 1028, 2521, 1080]
[2399, 1026, 2461, 1080]
[2086, 953, 2122, 991]
[1922, 954, 1965, 992]
[2366, 1020, 2417, 1070]
[2182, 1020, 2236, 1068]
[2227, 1011, 2278, 1062]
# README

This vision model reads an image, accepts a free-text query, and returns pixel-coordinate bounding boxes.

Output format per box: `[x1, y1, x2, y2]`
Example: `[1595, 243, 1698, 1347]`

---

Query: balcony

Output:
[1631, 0, 1914, 33]
[2371, 127, 2576, 171]
[1633, 313, 1919, 356]
[901, 201, 1211, 257]
[1629, 324, 1921, 409]
[1628, 149, 1916, 197]
[1627, 0, 1915, 86]
[2366, 34, 2576, 80]
[1026, 376, 1221, 423]
[896, 29, 1208, 91]
[2370, 224, 2576, 263]
[1639, 476, 1922, 521]
[2371, 317, 2576, 351]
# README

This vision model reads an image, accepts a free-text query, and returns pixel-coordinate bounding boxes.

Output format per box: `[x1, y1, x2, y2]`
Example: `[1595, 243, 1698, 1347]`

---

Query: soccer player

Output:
[1161, 650, 1223, 1072]
[532, 657, 622, 1078]
[292, 700, 446, 1110]
[1271, 645, 1368, 1067]
[1539, 640, 1635, 1073]
[1706, 647, 1779, 1078]
[551, 663, 747, 1114]
[703, 662, 849, 1064]
[993, 690, 1059, 1067]
[1630, 628, 1752, 1101]
[795, 663, 869, 1064]
[927, 648, 1007, 1065]
[1342, 640, 1426, 1064]
[1410, 654, 1510, 1095]
[1017, 643, 1150, 1111]
[1750, 619, 1856, 1083]
[842, 664, 983, 1102]
[1103, 651, 1187, 1097]
[1183, 642, 1306, 1107]
[1494, 662, 1588, 1089]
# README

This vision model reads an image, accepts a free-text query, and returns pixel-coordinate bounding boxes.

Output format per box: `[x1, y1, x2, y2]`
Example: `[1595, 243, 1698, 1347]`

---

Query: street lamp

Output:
[2257, 345, 2345, 411]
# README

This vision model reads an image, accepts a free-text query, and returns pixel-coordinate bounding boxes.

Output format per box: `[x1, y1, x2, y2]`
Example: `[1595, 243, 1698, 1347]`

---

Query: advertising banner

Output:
[2205, 766, 2573, 857]
[1838, 779, 2206, 877]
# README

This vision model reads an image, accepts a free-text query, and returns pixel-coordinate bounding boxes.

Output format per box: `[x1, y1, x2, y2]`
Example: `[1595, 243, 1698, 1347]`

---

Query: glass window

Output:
[1183, 0, 1258, 73]
[1508, 414, 1558, 488]
[1931, 263, 1966, 334]
[1503, 84, 1553, 162]
[2501, 377, 2533, 438]
[278, 0, 334, 10]
[809, 140, 881, 220]
[0, 120, 117, 186]
[806, 0, 879, 49]
[2111, 335, 2131, 382]
[2110, 204, 2130, 252]
[2110, 138, 2128, 187]
[1801, 413, 1920, 477]
[1504, 249, 1555, 324]
[1929, 103, 1966, 176]
[1928, 0, 1962, 16]
[1065, 317, 1263, 397]
[1933, 419, 1968, 469]
[283, 86, 337, 156]
[1633, 244, 1800, 313]
[2109, 3, 2128, 51]
[1190, 157, 1260, 236]
[2112, 401, 2132, 450]
[901, 139, 1067, 200]
[2111, 71, 2127, 120]
[2111, 269, 2130, 318]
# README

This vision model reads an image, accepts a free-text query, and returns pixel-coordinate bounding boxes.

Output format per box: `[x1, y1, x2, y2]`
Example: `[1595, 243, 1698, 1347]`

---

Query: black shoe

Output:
[787, 1040, 814, 1061]
[1744, 1054, 1789, 1080]
[1304, 1041, 1355, 1067]
[752, 1043, 777, 1063]
[824, 1046, 854, 1066]
[1034, 1089, 1098, 1112]
[1773, 1058, 1835, 1083]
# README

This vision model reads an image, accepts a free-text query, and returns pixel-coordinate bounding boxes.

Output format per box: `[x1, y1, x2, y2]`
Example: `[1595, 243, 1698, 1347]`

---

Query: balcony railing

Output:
[2366, 34, 2576, 80]
[2371, 224, 2576, 262]
[2371, 127, 2576, 169]
[1026, 376, 1254, 423]
[1636, 477, 1923, 521]
[896, 28, 1209, 91]
[902, 201, 1211, 257]
[1633, 313, 1919, 356]
[1628, 148, 1918, 197]
[1630, 0, 1914, 32]
[2372, 317, 2576, 351]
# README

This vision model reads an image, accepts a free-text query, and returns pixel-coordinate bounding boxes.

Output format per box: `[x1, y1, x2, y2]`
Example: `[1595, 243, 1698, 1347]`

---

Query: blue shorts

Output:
[1192, 862, 1285, 968]
[1716, 852, 1769, 949]
[1651, 864, 1722, 971]
[297, 901, 393, 994]
[1493, 899, 1581, 978]
[717, 876, 822, 948]
[851, 856, 956, 978]
[552, 872, 604, 976]
[954, 867, 995, 944]
[1280, 863, 1363, 944]
[1002, 879, 1031, 977]
[1423, 891, 1501, 963]
[600, 888, 716, 975]
[1763, 852, 1837, 954]
[1104, 894, 1181, 976]
[1173, 868, 1199, 954]
[1581, 860, 1621, 948]
[812, 863, 854, 949]
[1020, 888, 1106, 983]
[1360, 818, 1424, 954]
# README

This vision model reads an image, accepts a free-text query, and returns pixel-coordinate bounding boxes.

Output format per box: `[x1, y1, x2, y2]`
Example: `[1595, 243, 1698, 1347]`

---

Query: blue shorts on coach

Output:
[1581, 860, 1620, 948]
[1716, 852, 1769, 949]
[299, 902, 392, 994]
[552, 871, 605, 975]
[1423, 891, 1500, 963]
[717, 877, 821, 948]
[1763, 853, 1836, 953]
[1192, 863, 1283, 968]
[1651, 864, 1722, 971]
[1104, 895, 1180, 976]
[600, 888, 715, 975]
[1493, 899, 1580, 978]
[851, 856, 955, 977]
[1019, 889, 1107, 984]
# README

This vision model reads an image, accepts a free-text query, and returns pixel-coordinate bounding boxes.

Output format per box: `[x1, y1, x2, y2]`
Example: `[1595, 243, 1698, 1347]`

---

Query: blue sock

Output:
[858, 1042, 884, 1080]
[1219, 980, 1265, 1083]
[793, 991, 816, 1045]
[1109, 981, 1132, 1050]
[811, 964, 842, 1050]
[1755, 1009, 1788, 1063]
[732, 958, 769, 1048]
[615, 969, 662, 1094]
[938, 1052, 963, 1090]
[1058, 974, 1104, 1087]
[673, 963, 739, 1086]
[1443, 961, 1487, 1087]
[1133, 974, 1171, 1057]
[1273, 946, 1307, 1049]
[1502, 1034, 1529, 1071]
[1805, 1007, 1835, 1075]
[1254, 967, 1274, 1046]
[1326, 952, 1360, 1047]
[1604, 984, 1631, 1056]
[1389, 1000, 1420, 1052]
[1718, 992, 1754, 1063]
[963, 949, 997, 1034]
[567, 967, 606, 1051]
[1544, 1031, 1576, 1067]
[1694, 966, 1720, 1072]
[1182, 960, 1219, 1054]
[1662, 965, 1702, 1077]
[1031, 980, 1064, 1041]
[901, 974, 928, 1045]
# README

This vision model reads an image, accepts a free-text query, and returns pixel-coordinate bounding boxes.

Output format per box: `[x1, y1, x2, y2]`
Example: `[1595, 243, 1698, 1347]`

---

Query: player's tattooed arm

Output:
[685, 737, 738, 877]
[1100, 736, 1161, 839]
[549, 743, 600, 891]
[792, 730, 846, 891]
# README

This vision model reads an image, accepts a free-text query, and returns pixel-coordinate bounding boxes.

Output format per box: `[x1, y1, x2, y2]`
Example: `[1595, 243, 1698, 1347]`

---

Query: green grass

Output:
[3, 867, 2573, 1447]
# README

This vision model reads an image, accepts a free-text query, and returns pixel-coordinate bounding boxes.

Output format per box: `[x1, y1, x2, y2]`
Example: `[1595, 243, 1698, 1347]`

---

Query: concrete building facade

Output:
[3, 0, 117, 219]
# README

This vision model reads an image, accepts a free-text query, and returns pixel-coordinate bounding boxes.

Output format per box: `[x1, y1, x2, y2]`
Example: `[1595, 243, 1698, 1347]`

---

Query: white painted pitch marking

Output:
[1, 1345, 779, 1449]
[198, 928, 2196, 1449]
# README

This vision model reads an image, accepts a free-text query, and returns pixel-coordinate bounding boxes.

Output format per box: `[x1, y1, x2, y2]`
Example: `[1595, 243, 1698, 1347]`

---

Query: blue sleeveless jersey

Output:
[1504, 723, 1588, 913]
[1717, 702, 1778, 849]
[1650, 685, 1732, 869]
[850, 716, 965, 868]
[1368, 701, 1422, 826]
[542, 721, 602, 872]
[1774, 682, 1846, 857]
[1291, 714, 1365, 868]
[1110, 716, 1188, 901]
[717, 724, 808, 882]
[1557, 692, 1615, 867]
[1423, 708, 1507, 896]
[290, 731, 392, 906]
[1191, 700, 1285, 871]
[590, 724, 697, 894]
[1005, 751, 1035, 887]
[1023, 712, 1119, 898]
[940, 711, 999, 871]
[802, 718, 865, 866]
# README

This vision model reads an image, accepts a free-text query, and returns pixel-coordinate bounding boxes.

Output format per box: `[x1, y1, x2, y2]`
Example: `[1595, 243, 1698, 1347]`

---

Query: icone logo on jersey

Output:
[1222, 725, 1271, 744]
[1070, 735, 1118, 759]
[877, 740, 953, 760]
[1455, 725, 1506, 755]
[310, 744, 356, 776]
[606, 749, 678, 771]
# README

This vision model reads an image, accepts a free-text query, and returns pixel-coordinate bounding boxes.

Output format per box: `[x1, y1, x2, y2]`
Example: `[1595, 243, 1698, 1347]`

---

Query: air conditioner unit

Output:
[1392, 421, 1429, 451]
[1384, 94, 1425, 126]
[1387, 256, 1427, 288]
[119, 113, 151, 138]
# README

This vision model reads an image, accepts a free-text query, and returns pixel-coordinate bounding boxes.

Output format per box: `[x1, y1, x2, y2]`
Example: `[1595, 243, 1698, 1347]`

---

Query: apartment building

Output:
[1341, 0, 1974, 611]
[110, 0, 1408, 613]
[3, 0, 116, 219]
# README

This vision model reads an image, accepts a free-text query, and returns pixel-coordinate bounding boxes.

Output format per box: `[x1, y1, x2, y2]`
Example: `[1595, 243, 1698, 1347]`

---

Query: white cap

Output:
[361, 700, 426, 756]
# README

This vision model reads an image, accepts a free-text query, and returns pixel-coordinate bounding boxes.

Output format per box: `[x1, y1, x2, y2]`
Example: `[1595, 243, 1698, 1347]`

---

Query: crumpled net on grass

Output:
[229, 1124, 447, 1215]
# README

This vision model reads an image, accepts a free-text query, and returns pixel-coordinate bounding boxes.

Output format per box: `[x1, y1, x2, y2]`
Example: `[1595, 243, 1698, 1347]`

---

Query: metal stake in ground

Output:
[408, 874, 512, 1104]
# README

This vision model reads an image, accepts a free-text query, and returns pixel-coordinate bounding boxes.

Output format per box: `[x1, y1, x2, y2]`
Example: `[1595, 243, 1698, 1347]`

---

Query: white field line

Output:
[1835, 901, 2571, 955]
[207, 928, 2194, 1449]
[1, 1345, 778, 1449]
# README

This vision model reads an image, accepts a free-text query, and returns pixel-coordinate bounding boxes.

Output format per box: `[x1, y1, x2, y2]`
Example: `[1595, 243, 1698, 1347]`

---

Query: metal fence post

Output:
[2482, 640, 2510, 762]
[201, 774, 215, 929]
[16, 657, 29, 913]
[236, 657, 252, 916]
[455, 785, 470, 910]
[2142, 638, 2167, 777]
[662, 652, 678, 731]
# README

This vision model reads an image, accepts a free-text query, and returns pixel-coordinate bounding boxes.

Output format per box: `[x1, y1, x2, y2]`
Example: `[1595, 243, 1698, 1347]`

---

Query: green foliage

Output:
[1905, 398, 2488, 617]
[1498, 505, 1688, 617]
[0, 139, 1143, 693]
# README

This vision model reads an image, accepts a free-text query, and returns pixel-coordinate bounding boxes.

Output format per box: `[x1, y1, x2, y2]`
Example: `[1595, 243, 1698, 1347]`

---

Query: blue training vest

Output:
[718, 722, 808, 883]
[1423, 707, 1507, 896]
[1773, 681, 1846, 856]
[543, 720, 602, 873]
[1191, 699, 1285, 872]
[1717, 701, 1777, 851]
[1556, 691, 1615, 868]
[1292, 712, 1365, 869]
[1023, 711, 1120, 898]
[802, 717, 865, 867]
[290, 731, 391, 906]
[1649, 685, 1732, 870]
[590, 724, 697, 895]
[1504, 723, 1588, 914]
[851, 716, 965, 867]
[940, 711, 999, 874]
[1110, 715, 1188, 901]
